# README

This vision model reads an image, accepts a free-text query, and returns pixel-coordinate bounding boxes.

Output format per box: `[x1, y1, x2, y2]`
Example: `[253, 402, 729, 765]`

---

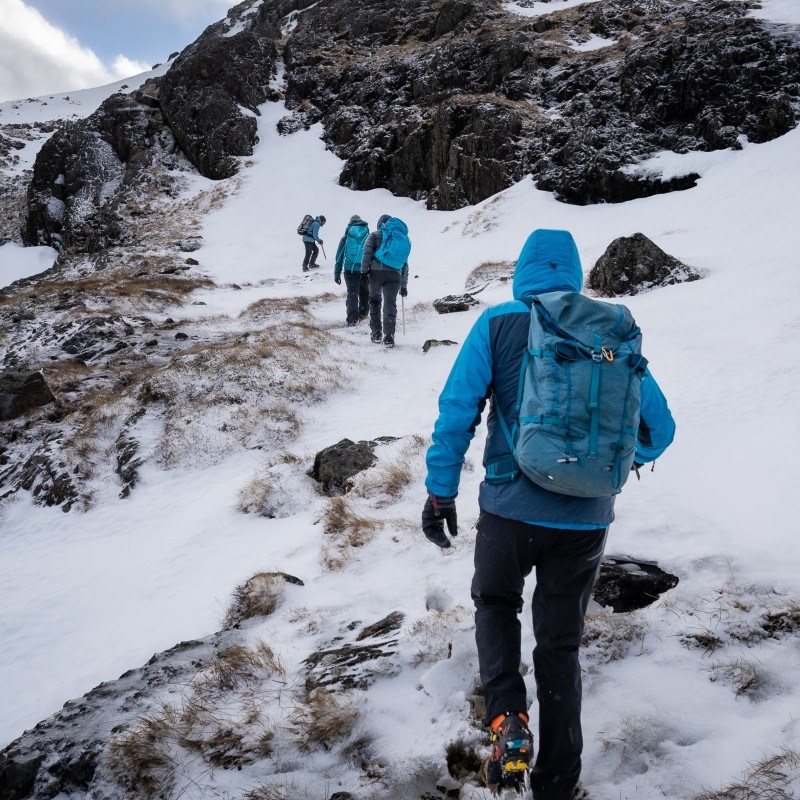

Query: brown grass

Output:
[321, 496, 381, 570]
[298, 688, 360, 752]
[224, 572, 287, 627]
[691, 747, 800, 799]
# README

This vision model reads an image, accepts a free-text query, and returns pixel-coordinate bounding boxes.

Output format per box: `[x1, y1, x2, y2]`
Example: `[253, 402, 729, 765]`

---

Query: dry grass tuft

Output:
[582, 612, 648, 664]
[691, 747, 800, 799]
[198, 641, 286, 696]
[709, 655, 769, 699]
[464, 259, 515, 291]
[298, 688, 361, 751]
[242, 784, 289, 800]
[321, 496, 381, 570]
[224, 573, 287, 628]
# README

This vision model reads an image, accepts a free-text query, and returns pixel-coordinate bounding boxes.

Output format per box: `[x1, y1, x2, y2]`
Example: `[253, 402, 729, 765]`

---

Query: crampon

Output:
[480, 712, 533, 795]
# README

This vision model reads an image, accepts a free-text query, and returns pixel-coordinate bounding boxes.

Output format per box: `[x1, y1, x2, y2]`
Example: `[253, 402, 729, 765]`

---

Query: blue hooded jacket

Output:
[425, 229, 676, 529]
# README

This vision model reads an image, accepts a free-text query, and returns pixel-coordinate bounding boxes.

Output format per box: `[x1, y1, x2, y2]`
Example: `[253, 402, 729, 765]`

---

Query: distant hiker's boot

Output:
[482, 712, 533, 793]
[302, 265, 309, 272]
[371, 331, 382, 343]
[308, 262, 320, 269]
[383, 334, 394, 348]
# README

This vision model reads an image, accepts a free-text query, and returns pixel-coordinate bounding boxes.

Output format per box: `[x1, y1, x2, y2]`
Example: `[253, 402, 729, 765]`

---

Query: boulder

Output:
[309, 438, 379, 495]
[433, 294, 479, 314]
[0, 369, 55, 420]
[422, 339, 459, 353]
[587, 233, 701, 297]
[592, 556, 679, 612]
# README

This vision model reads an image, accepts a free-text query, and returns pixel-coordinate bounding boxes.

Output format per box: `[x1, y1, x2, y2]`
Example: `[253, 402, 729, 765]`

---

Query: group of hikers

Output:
[300, 218, 676, 800]
[299, 213, 410, 348]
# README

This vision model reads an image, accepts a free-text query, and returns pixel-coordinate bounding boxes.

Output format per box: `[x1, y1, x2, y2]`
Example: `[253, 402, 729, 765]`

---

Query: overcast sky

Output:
[0, 0, 239, 102]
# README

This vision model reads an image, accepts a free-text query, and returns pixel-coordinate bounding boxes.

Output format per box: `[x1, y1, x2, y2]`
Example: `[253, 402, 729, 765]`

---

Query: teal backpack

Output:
[344, 221, 369, 265]
[497, 291, 648, 497]
[375, 218, 411, 269]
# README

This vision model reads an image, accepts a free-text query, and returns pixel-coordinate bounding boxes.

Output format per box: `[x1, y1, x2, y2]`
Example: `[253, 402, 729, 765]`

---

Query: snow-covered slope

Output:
[1, 4, 800, 797]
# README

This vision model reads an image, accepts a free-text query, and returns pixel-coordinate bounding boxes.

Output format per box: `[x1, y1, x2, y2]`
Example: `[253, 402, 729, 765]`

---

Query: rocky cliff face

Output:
[20, 0, 800, 252]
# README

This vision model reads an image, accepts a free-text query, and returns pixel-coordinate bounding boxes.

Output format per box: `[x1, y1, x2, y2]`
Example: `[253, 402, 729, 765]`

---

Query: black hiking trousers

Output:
[472, 510, 606, 800]
[344, 270, 369, 323]
[368, 268, 401, 338]
[303, 240, 319, 268]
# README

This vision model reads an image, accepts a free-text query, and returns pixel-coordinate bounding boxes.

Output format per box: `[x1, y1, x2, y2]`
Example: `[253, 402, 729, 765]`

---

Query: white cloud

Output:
[0, 0, 148, 102]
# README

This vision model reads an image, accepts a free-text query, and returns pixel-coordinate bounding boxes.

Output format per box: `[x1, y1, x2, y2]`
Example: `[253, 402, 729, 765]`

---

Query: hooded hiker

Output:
[300, 214, 326, 272]
[334, 215, 370, 325]
[422, 229, 675, 799]
[361, 214, 410, 348]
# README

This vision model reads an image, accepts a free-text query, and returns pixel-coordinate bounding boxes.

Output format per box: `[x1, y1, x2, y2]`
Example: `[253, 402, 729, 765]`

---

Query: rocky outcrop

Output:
[588, 232, 700, 296]
[0, 369, 55, 420]
[593, 556, 679, 612]
[433, 294, 480, 313]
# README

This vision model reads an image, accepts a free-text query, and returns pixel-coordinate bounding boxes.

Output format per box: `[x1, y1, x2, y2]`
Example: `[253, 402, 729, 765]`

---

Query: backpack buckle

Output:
[601, 347, 614, 362]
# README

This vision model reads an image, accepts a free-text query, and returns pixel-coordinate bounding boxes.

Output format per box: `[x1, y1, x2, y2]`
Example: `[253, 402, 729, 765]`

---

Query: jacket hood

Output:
[512, 229, 583, 300]
[377, 214, 391, 228]
[347, 219, 369, 231]
[349, 214, 362, 224]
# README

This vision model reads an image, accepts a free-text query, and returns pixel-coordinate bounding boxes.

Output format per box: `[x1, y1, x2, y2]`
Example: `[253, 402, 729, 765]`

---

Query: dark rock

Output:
[587, 232, 701, 297]
[132, 77, 161, 108]
[116, 409, 146, 499]
[305, 612, 404, 691]
[178, 237, 202, 252]
[433, 294, 479, 314]
[0, 441, 79, 511]
[422, 339, 459, 353]
[158, 32, 279, 180]
[593, 556, 679, 612]
[174, 332, 189, 340]
[185, 257, 200, 265]
[0, 370, 55, 420]
[310, 438, 379, 495]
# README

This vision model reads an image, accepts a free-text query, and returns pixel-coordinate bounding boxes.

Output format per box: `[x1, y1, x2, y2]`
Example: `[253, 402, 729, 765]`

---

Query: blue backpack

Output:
[497, 291, 648, 497]
[375, 218, 411, 269]
[344, 221, 369, 264]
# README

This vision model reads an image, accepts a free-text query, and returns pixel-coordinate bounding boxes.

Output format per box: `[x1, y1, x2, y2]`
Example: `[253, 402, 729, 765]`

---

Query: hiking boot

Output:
[383, 334, 394, 348]
[371, 331, 382, 343]
[308, 262, 320, 269]
[302, 265, 309, 272]
[482, 712, 533, 793]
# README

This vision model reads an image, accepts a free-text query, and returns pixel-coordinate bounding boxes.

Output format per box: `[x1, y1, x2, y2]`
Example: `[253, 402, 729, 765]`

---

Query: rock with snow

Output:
[433, 294, 479, 314]
[422, 339, 459, 352]
[592, 556, 679, 612]
[0, 369, 55, 420]
[309, 438, 380, 495]
[587, 232, 700, 296]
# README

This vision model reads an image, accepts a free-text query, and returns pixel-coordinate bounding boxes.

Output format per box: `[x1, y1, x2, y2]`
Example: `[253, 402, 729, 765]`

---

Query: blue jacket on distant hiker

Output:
[301, 215, 326, 271]
[335, 215, 370, 325]
[422, 229, 675, 799]
[361, 214, 411, 347]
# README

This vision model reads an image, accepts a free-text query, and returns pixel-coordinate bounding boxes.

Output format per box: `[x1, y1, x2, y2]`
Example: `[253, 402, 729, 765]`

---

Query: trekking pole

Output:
[320, 243, 327, 260]
[401, 295, 406, 335]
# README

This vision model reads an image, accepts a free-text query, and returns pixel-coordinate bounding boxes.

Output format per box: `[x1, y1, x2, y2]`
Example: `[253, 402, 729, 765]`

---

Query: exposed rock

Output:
[0, 439, 79, 511]
[309, 437, 379, 495]
[305, 612, 404, 691]
[433, 294, 479, 314]
[0, 634, 235, 800]
[0, 369, 55, 420]
[422, 339, 459, 352]
[587, 232, 701, 296]
[593, 556, 679, 612]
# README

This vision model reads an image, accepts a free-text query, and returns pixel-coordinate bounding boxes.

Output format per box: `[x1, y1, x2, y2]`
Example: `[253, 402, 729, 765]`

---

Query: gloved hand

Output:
[421, 493, 458, 548]
[399, 288, 408, 298]
[335, 276, 341, 285]
[318, 239, 324, 245]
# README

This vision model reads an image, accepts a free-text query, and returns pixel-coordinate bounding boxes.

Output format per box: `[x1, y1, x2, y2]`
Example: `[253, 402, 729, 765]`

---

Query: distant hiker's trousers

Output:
[303, 241, 318, 267]
[368, 269, 401, 337]
[471, 510, 606, 800]
[344, 270, 369, 323]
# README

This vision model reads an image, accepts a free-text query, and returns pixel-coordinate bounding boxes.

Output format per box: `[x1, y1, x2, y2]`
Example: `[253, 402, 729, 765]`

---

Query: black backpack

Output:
[297, 214, 314, 236]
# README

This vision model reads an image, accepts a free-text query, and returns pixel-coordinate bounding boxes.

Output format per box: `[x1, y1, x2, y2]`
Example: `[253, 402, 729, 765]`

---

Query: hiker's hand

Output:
[318, 239, 323, 245]
[335, 276, 341, 285]
[422, 493, 458, 548]
[399, 288, 408, 298]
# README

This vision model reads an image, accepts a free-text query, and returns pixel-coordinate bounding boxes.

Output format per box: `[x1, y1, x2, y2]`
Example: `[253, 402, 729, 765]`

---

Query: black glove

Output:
[422, 493, 458, 548]
[335, 276, 341, 285]
[399, 288, 408, 298]
[318, 239, 324, 245]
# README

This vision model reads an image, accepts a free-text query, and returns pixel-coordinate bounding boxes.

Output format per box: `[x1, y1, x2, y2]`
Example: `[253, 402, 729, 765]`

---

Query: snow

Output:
[0, 242, 58, 287]
[3, 41, 800, 800]
[569, 34, 617, 52]
[749, 0, 800, 24]
[503, 0, 603, 18]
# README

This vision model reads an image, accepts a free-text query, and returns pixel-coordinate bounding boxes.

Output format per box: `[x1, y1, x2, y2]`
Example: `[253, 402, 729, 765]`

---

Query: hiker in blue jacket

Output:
[302, 214, 326, 272]
[361, 214, 410, 348]
[422, 229, 675, 800]
[334, 215, 370, 325]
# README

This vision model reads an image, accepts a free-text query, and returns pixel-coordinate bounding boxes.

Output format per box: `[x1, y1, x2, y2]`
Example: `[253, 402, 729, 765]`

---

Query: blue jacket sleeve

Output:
[425, 312, 493, 497]
[334, 236, 345, 277]
[635, 369, 676, 463]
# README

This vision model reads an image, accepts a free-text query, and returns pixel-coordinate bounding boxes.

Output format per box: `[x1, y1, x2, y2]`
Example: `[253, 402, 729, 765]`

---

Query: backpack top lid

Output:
[375, 217, 411, 268]
[513, 229, 583, 300]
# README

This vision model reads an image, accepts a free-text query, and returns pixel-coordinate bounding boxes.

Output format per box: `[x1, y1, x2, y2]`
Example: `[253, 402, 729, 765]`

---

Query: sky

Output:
[0, 0, 238, 102]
